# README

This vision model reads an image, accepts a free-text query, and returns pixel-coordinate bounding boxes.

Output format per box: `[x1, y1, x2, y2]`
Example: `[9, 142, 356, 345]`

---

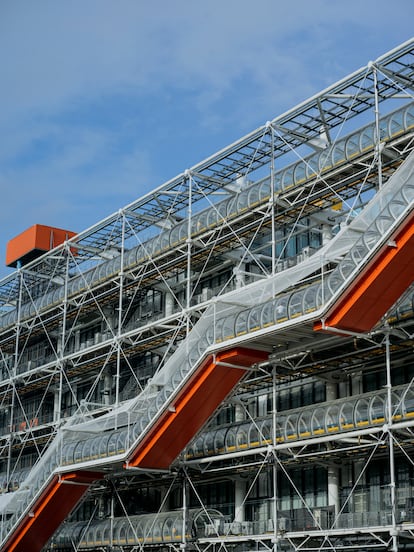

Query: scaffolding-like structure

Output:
[1, 39, 414, 552]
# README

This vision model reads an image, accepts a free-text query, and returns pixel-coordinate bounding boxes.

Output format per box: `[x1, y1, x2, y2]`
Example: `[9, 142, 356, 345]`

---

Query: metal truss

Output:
[1, 39, 414, 552]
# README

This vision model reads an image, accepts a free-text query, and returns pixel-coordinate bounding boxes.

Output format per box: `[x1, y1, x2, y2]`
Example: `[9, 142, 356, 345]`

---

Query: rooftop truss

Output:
[0, 39, 414, 305]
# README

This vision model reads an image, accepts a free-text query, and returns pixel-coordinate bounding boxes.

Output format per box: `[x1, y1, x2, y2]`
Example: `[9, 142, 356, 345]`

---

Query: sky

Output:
[0, 0, 413, 279]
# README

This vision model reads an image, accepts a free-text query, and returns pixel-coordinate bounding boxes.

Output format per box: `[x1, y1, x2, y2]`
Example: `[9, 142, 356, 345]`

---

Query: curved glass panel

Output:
[326, 404, 340, 433]
[303, 283, 320, 313]
[226, 197, 238, 218]
[258, 180, 271, 200]
[107, 432, 121, 457]
[355, 398, 370, 427]
[131, 519, 144, 543]
[115, 519, 128, 544]
[96, 433, 112, 458]
[170, 226, 181, 246]
[162, 516, 175, 541]
[311, 408, 325, 435]
[95, 525, 105, 546]
[306, 155, 319, 179]
[260, 418, 272, 445]
[389, 111, 404, 137]
[79, 439, 93, 462]
[196, 211, 209, 233]
[218, 315, 236, 342]
[293, 162, 306, 185]
[102, 525, 112, 545]
[260, 301, 275, 328]
[359, 125, 375, 151]
[345, 135, 360, 160]
[236, 426, 248, 450]
[214, 429, 226, 454]
[177, 221, 188, 242]
[192, 435, 205, 458]
[403, 387, 414, 418]
[281, 167, 295, 190]
[298, 410, 312, 438]
[339, 402, 354, 430]
[204, 432, 215, 456]
[235, 310, 249, 337]
[61, 442, 77, 466]
[288, 289, 305, 319]
[151, 518, 163, 543]
[247, 185, 261, 208]
[225, 428, 237, 452]
[206, 206, 219, 228]
[332, 142, 346, 166]
[350, 243, 369, 265]
[236, 190, 250, 213]
[116, 429, 128, 455]
[391, 390, 404, 422]
[338, 258, 357, 280]
[216, 200, 230, 224]
[247, 305, 261, 333]
[214, 317, 227, 343]
[173, 516, 185, 540]
[274, 296, 289, 323]
[248, 425, 260, 448]
[369, 394, 386, 424]
[285, 414, 298, 440]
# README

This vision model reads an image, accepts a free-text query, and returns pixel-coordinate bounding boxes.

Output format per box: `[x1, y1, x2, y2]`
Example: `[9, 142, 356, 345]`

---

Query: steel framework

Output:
[0, 39, 414, 552]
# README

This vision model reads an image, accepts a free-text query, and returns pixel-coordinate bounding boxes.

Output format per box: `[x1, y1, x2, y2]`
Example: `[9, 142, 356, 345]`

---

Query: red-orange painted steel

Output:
[6, 224, 76, 267]
[315, 213, 414, 333]
[127, 347, 268, 469]
[3, 471, 102, 552]
[2, 348, 265, 551]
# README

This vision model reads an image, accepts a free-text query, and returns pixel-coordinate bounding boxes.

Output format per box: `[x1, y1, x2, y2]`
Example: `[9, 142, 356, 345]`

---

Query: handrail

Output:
[185, 381, 414, 460]
[4, 381, 414, 491]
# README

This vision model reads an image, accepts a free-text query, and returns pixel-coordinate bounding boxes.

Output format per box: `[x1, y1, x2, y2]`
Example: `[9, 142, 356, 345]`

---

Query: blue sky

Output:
[1, 1, 413, 279]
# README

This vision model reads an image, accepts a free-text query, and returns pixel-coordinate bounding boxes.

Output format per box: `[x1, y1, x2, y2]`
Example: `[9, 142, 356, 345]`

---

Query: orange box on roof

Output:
[6, 224, 77, 268]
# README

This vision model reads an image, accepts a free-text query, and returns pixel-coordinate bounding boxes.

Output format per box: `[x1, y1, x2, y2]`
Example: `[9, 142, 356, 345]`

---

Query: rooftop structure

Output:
[0, 39, 414, 552]
[5, 225, 76, 268]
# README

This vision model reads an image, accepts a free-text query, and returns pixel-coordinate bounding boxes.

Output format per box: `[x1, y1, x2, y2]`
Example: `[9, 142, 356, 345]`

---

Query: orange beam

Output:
[127, 347, 267, 469]
[315, 213, 414, 333]
[3, 471, 102, 552]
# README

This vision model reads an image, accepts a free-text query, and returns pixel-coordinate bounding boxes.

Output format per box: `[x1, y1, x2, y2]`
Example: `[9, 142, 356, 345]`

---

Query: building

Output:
[0, 39, 414, 552]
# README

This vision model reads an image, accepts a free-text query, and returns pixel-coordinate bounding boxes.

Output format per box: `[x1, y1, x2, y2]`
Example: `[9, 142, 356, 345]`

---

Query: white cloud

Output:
[1, 0, 411, 125]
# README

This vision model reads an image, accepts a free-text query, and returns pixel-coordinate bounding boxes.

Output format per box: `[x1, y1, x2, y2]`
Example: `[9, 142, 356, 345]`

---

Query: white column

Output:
[235, 403, 244, 423]
[103, 370, 112, 406]
[234, 403, 246, 523]
[327, 466, 340, 516]
[234, 478, 246, 523]
[352, 371, 363, 395]
[234, 264, 246, 289]
[326, 381, 339, 516]
[53, 386, 61, 422]
[165, 291, 174, 317]
[74, 329, 80, 351]
[322, 224, 333, 245]
[159, 486, 170, 512]
[326, 381, 337, 402]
